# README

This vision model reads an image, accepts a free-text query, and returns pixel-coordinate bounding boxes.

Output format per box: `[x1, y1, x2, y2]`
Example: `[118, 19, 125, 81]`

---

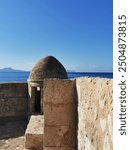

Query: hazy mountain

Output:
[0, 67, 27, 72]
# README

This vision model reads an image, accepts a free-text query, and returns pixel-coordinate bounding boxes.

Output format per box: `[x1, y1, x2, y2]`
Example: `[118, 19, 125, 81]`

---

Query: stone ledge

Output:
[25, 115, 44, 150]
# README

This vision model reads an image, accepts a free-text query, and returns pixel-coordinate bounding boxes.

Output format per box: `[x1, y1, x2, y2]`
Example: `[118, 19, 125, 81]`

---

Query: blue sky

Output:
[0, 0, 112, 72]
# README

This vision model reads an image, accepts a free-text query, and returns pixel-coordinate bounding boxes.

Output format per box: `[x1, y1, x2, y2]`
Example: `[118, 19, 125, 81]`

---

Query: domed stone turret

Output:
[28, 56, 68, 116]
[29, 56, 68, 81]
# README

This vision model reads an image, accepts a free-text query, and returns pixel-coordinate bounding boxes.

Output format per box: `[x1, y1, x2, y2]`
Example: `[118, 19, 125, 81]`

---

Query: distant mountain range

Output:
[0, 67, 28, 72]
[0, 67, 76, 73]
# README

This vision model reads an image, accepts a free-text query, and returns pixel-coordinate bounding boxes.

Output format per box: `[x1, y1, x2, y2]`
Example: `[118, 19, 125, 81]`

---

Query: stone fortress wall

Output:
[0, 77, 113, 150]
[0, 82, 28, 119]
[43, 78, 112, 150]
[76, 78, 113, 150]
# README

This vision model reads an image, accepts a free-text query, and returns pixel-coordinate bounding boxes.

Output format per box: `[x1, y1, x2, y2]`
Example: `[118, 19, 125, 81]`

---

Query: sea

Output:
[0, 72, 113, 82]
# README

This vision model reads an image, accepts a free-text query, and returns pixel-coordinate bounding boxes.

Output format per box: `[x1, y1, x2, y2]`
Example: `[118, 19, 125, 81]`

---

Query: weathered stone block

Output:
[25, 115, 44, 150]
[43, 79, 77, 104]
[25, 134, 43, 150]
[44, 126, 77, 147]
[44, 103, 77, 126]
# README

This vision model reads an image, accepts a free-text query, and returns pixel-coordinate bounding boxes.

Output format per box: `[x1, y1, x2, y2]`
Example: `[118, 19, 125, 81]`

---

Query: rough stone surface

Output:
[44, 103, 77, 126]
[43, 79, 77, 104]
[0, 82, 28, 118]
[44, 126, 76, 147]
[29, 56, 68, 81]
[25, 115, 44, 150]
[76, 77, 113, 150]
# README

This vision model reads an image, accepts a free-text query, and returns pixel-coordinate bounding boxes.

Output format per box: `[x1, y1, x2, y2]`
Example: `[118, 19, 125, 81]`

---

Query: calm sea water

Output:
[0, 72, 113, 82]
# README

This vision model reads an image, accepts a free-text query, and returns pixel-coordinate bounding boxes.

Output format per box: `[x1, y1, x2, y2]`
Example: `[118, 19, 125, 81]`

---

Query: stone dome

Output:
[29, 56, 68, 81]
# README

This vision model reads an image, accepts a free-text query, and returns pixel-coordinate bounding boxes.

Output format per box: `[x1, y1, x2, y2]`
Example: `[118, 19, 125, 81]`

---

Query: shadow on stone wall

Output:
[0, 119, 28, 140]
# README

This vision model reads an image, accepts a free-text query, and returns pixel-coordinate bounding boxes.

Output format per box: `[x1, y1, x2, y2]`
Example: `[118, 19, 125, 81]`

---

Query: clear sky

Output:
[0, 0, 112, 72]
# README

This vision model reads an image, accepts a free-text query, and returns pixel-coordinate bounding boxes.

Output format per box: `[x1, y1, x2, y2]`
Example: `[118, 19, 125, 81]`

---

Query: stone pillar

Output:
[43, 79, 77, 150]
